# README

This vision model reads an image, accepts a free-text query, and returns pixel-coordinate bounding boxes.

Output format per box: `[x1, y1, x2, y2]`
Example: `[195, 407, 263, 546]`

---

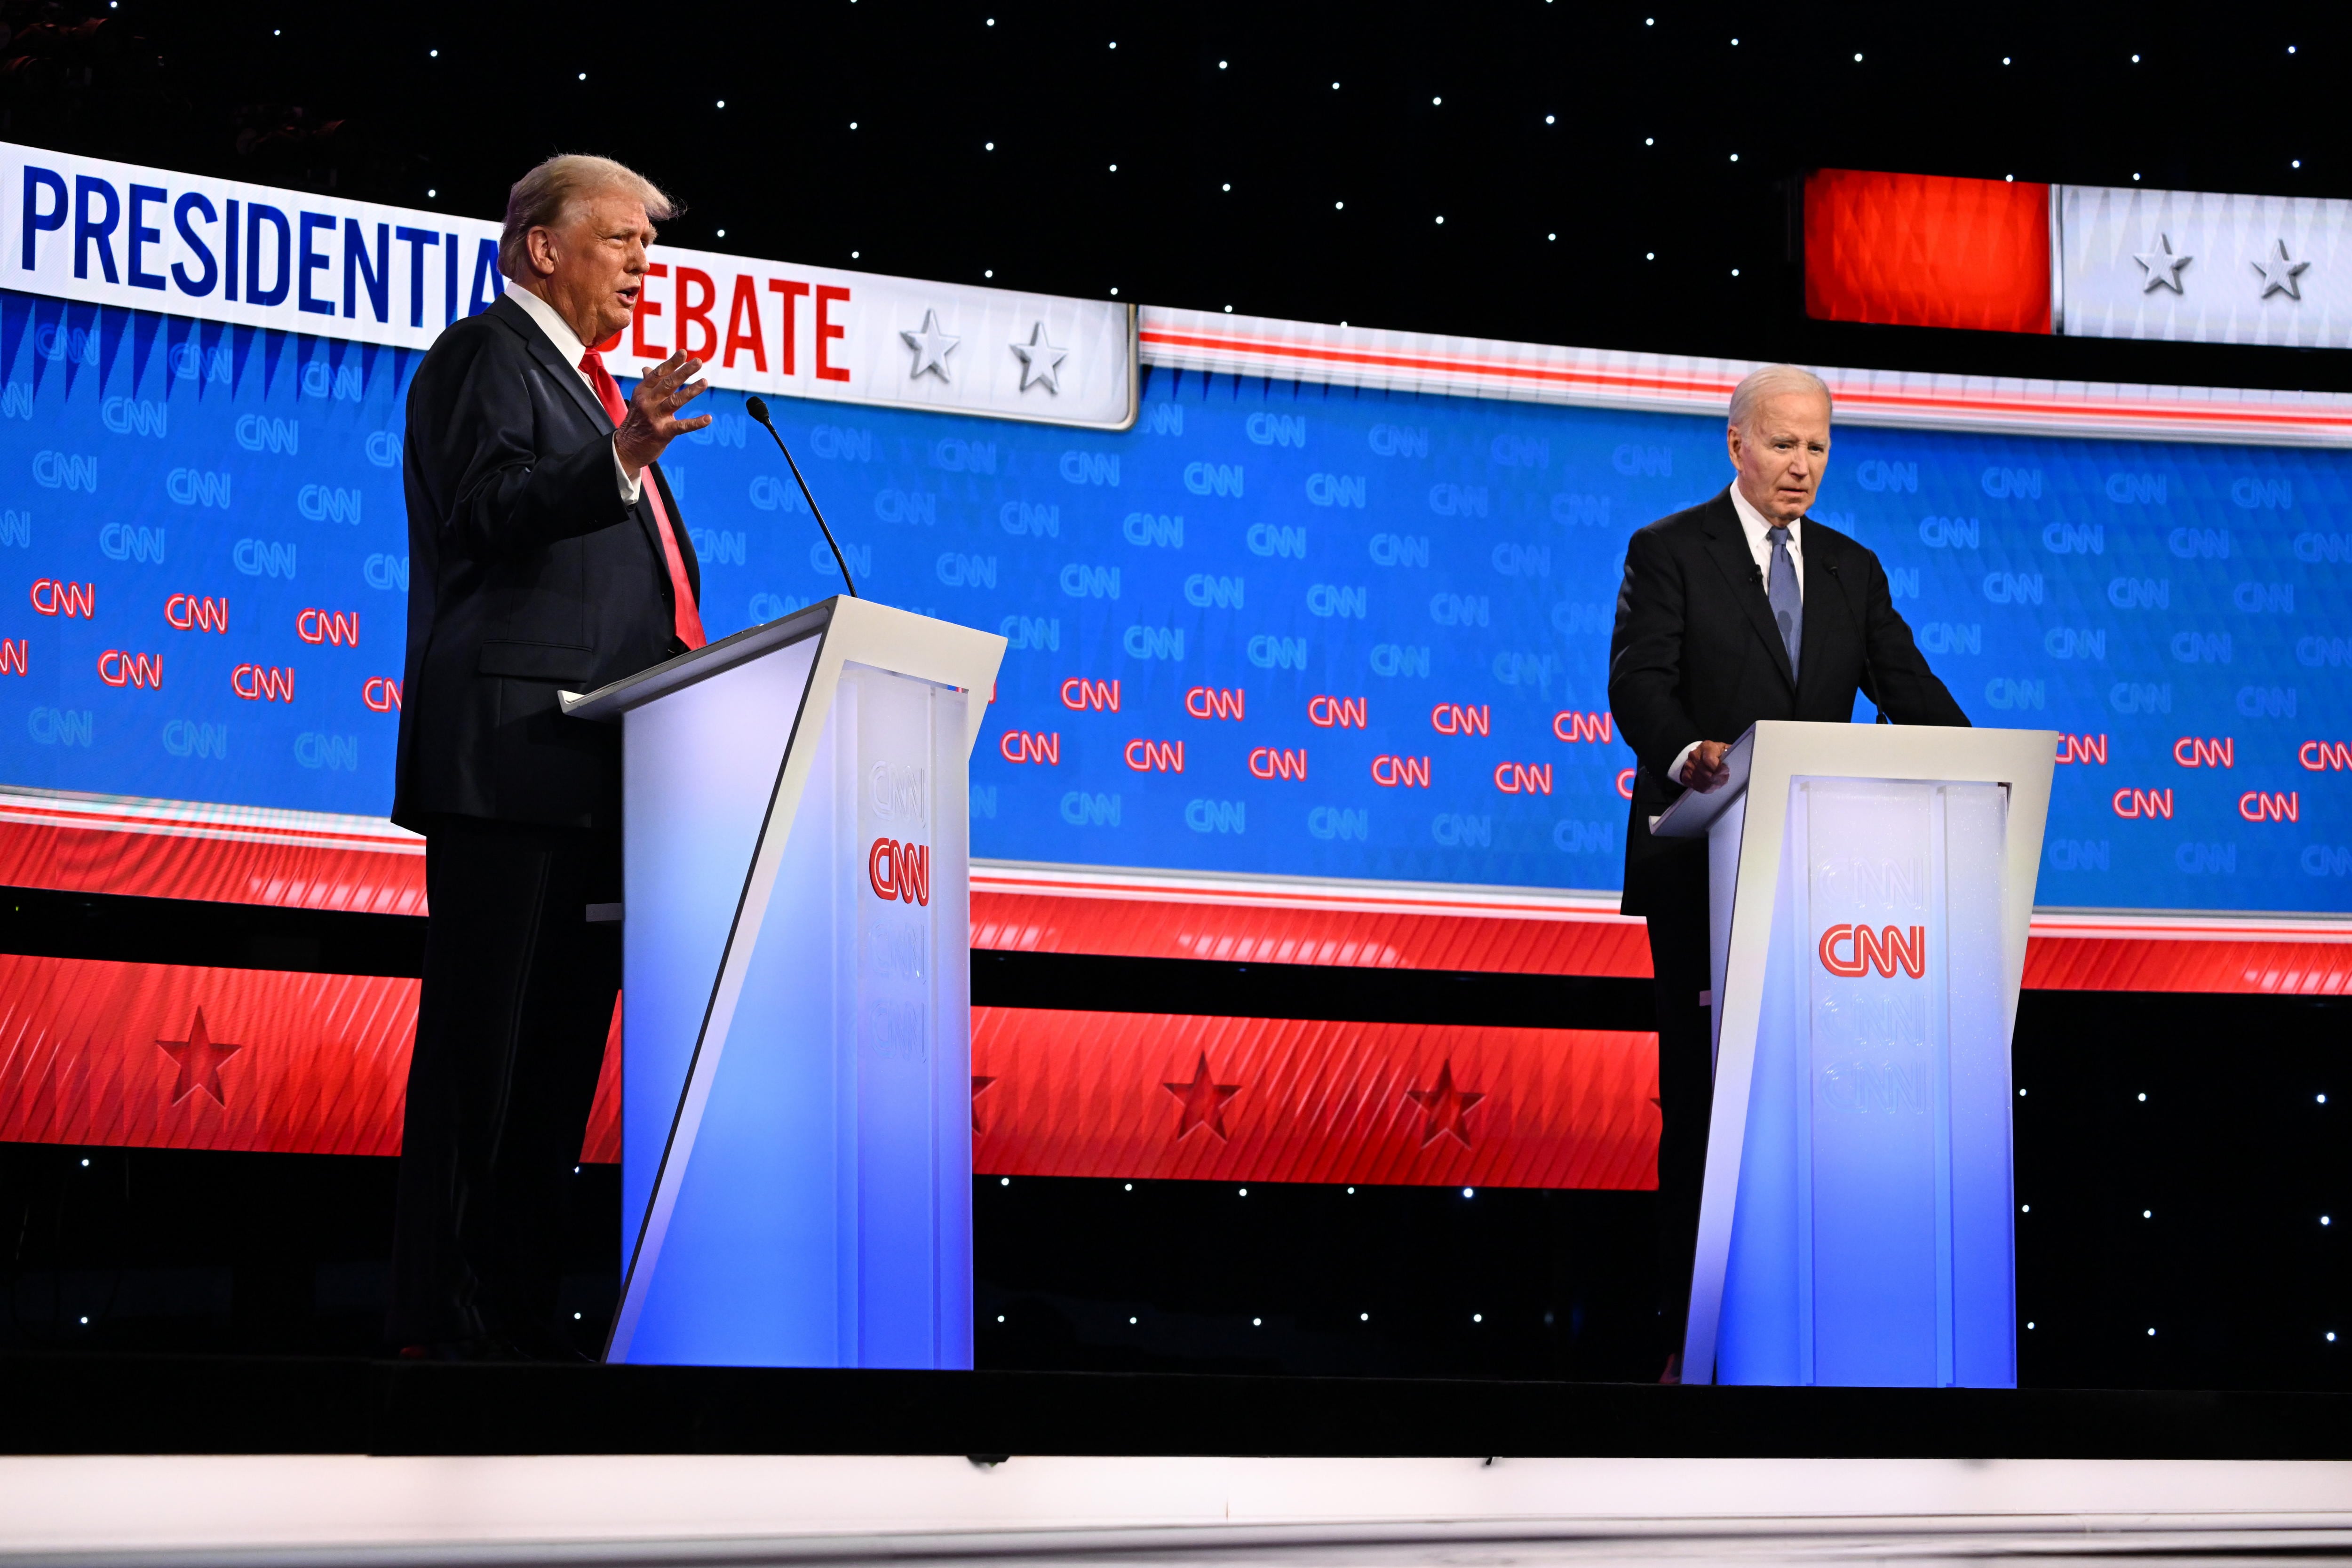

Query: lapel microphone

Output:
[745, 396, 858, 600]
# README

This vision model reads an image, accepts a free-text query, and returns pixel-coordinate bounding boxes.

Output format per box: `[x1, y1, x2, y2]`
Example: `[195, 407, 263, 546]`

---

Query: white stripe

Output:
[0, 785, 422, 852]
[1139, 308, 2352, 445]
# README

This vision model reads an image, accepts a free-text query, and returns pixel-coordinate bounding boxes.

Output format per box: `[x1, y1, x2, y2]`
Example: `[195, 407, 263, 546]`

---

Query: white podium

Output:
[562, 597, 1005, 1368]
[1653, 721, 2057, 1386]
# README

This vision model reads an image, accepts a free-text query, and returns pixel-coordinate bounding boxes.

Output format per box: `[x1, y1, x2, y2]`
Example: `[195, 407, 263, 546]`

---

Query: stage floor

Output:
[8, 1352, 2352, 1459]
[3, 1450, 2351, 1568]
[4, 1353, 2352, 1566]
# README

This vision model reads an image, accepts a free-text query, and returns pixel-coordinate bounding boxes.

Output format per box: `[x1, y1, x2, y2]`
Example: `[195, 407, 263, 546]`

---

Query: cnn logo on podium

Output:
[1818, 923, 1928, 979]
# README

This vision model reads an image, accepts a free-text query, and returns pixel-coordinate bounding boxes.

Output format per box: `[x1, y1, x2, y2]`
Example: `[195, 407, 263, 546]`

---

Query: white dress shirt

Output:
[1665, 484, 1807, 790]
[506, 284, 644, 504]
[1726, 480, 1805, 599]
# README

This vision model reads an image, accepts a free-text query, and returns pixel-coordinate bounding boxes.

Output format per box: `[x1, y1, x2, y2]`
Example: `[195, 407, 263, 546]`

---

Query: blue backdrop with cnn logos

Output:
[3, 286, 2347, 914]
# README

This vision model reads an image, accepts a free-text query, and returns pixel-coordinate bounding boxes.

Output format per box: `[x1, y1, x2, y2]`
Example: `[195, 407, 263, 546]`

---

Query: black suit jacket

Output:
[1607, 487, 1970, 915]
[392, 293, 701, 833]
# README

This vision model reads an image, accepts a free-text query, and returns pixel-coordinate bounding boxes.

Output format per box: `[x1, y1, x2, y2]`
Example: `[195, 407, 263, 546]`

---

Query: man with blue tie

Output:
[389, 155, 713, 1359]
[1607, 365, 1970, 1382]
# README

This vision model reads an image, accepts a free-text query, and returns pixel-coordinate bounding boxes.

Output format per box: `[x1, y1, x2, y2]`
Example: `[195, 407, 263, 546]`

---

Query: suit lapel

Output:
[1700, 489, 1795, 689]
[489, 294, 672, 571]
[489, 295, 613, 435]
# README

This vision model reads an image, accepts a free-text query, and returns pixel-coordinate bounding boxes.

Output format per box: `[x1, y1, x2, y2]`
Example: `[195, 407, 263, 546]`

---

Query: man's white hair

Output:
[499, 154, 677, 279]
[1727, 363, 1833, 432]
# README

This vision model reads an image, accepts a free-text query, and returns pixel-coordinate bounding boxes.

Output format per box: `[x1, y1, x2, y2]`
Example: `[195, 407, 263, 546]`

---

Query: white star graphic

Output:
[900, 310, 959, 382]
[2252, 239, 2311, 301]
[2133, 233, 2192, 294]
[1009, 321, 1067, 394]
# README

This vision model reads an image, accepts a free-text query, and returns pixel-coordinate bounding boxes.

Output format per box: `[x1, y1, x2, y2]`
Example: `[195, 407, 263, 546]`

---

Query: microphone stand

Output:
[744, 396, 858, 599]
[1824, 557, 1893, 724]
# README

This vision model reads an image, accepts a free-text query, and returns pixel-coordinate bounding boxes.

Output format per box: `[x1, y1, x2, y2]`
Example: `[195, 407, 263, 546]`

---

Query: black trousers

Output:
[388, 815, 620, 1352]
[1645, 854, 1714, 1361]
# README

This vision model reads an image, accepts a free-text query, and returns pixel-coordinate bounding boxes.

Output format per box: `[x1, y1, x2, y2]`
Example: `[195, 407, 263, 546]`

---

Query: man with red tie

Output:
[389, 155, 710, 1358]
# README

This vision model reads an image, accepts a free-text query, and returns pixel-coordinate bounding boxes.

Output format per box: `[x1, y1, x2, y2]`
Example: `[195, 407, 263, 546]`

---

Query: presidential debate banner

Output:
[1, 143, 1135, 428]
[0, 151, 2348, 917]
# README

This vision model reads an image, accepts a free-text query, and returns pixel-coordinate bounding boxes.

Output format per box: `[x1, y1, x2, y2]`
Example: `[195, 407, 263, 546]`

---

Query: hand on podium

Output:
[1679, 739, 1734, 793]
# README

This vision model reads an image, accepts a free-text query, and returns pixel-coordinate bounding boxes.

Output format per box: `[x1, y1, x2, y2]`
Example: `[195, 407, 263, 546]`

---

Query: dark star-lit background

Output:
[14, 0, 2352, 389]
[0, 0, 2344, 1385]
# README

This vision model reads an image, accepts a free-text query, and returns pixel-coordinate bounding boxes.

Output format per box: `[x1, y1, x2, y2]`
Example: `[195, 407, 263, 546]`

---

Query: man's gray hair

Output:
[1727, 363, 1833, 432]
[499, 154, 678, 279]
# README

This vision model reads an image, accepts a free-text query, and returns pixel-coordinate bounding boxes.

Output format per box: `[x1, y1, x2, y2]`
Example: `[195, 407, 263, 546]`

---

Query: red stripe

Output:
[0, 952, 625, 1163]
[0, 954, 417, 1155]
[0, 953, 1659, 1188]
[0, 812, 2341, 1175]
[1804, 169, 2053, 334]
[974, 890, 1651, 975]
[973, 888, 2352, 994]
[581, 998, 623, 1163]
[972, 1007, 1657, 1190]
[974, 870, 1619, 917]
[2024, 937, 2352, 995]
[3, 937, 2343, 1185]
[0, 813, 425, 914]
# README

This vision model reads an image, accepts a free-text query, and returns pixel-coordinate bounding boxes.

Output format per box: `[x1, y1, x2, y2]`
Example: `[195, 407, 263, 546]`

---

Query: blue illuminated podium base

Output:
[563, 598, 1005, 1369]
[1656, 721, 2058, 1387]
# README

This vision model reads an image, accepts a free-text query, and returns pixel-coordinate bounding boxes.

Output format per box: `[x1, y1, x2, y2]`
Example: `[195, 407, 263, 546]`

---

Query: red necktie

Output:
[579, 349, 706, 650]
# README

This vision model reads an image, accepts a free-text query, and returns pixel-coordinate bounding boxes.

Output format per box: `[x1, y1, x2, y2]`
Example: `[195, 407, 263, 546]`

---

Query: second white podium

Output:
[1653, 720, 2057, 1387]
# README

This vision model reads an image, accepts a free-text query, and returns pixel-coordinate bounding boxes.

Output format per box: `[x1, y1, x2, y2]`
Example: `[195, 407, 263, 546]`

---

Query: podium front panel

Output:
[615, 652, 973, 1368]
[1715, 776, 2016, 1387]
[619, 636, 819, 1259]
[838, 661, 974, 1370]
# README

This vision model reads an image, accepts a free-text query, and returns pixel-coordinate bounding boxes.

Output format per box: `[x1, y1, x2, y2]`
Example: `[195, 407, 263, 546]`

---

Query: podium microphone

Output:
[744, 396, 858, 599]
[1824, 558, 1893, 724]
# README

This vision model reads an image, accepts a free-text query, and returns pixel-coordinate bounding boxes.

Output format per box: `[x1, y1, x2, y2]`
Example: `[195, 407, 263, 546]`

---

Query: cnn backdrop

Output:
[2, 283, 2349, 913]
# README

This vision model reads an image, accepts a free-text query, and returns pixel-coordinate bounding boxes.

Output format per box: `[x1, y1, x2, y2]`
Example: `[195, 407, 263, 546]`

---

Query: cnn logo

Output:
[867, 838, 931, 907]
[1818, 924, 1927, 979]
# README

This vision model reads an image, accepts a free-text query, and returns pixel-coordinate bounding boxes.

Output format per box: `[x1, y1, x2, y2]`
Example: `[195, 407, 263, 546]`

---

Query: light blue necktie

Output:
[1768, 524, 1802, 680]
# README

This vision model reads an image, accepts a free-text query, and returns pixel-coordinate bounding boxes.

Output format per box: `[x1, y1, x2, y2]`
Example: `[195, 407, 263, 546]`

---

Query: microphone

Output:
[744, 396, 858, 600]
[1824, 558, 1893, 724]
